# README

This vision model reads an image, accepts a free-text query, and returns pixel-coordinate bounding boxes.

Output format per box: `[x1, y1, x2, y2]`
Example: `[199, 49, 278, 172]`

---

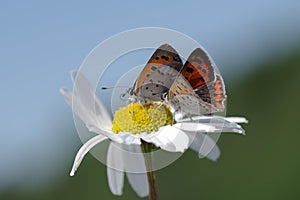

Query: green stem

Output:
[141, 141, 159, 200]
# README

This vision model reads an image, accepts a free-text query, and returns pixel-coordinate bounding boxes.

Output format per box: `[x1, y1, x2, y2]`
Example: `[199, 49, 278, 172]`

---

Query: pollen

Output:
[112, 102, 173, 134]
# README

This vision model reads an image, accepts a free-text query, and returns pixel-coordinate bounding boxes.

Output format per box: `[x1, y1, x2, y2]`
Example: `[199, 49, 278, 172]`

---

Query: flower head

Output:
[112, 103, 172, 134]
[60, 71, 248, 197]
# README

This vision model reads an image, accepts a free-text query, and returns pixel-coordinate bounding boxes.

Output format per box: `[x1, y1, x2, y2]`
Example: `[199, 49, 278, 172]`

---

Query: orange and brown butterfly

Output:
[167, 47, 226, 115]
[129, 44, 183, 103]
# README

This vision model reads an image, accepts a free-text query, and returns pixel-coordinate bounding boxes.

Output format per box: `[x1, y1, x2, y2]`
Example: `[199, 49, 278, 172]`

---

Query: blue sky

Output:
[0, 0, 299, 192]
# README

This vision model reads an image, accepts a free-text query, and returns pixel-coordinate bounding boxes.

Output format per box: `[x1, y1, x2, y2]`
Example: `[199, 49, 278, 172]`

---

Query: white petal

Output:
[70, 134, 107, 176]
[107, 142, 125, 195]
[141, 134, 170, 151]
[66, 71, 112, 130]
[118, 132, 141, 145]
[142, 126, 189, 152]
[126, 172, 149, 197]
[122, 144, 149, 197]
[186, 132, 220, 161]
[71, 71, 112, 125]
[86, 124, 123, 143]
[208, 117, 246, 135]
[220, 126, 246, 135]
[175, 116, 246, 135]
[60, 87, 91, 123]
[224, 117, 248, 124]
[107, 143, 150, 196]
[174, 122, 216, 132]
[121, 144, 147, 173]
[177, 116, 248, 124]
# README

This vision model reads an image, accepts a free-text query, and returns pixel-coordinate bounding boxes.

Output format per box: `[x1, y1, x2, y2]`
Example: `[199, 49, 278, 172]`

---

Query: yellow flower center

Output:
[112, 102, 173, 134]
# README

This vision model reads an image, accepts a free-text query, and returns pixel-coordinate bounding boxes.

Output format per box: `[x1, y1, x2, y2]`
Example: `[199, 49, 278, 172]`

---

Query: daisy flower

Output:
[60, 71, 247, 198]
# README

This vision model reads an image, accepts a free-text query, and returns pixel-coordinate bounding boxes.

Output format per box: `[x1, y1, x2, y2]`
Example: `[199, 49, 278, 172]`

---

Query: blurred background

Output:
[1, 0, 299, 199]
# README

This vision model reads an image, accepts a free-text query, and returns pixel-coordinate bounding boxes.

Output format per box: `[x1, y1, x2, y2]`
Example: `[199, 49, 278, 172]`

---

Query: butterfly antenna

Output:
[101, 86, 129, 90]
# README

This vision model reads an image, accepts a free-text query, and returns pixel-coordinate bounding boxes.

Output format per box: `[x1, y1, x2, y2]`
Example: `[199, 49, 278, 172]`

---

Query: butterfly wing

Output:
[168, 48, 226, 115]
[136, 62, 183, 101]
[181, 48, 216, 90]
[195, 74, 226, 110]
[133, 44, 183, 102]
[168, 74, 217, 115]
[182, 48, 226, 111]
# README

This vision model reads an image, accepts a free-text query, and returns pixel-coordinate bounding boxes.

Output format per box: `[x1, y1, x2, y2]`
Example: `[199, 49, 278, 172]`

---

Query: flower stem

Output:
[141, 141, 159, 200]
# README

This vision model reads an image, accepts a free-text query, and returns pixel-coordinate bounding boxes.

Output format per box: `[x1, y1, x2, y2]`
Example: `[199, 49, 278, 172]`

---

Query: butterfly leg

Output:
[186, 113, 195, 122]
[131, 101, 135, 118]
[171, 112, 175, 126]
[138, 101, 151, 119]
[170, 109, 179, 126]
[153, 102, 165, 111]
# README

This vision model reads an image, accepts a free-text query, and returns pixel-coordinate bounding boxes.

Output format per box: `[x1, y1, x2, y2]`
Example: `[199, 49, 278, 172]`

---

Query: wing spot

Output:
[196, 65, 202, 70]
[161, 55, 169, 61]
[185, 67, 194, 73]
[155, 56, 159, 60]
[151, 66, 157, 71]
[195, 56, 203, 63]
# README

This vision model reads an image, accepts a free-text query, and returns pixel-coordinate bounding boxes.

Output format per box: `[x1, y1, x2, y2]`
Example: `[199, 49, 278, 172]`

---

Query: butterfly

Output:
[129, 44, 226, 116]
[167, 47, 226, 116]
[129, 44, 183, 103]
